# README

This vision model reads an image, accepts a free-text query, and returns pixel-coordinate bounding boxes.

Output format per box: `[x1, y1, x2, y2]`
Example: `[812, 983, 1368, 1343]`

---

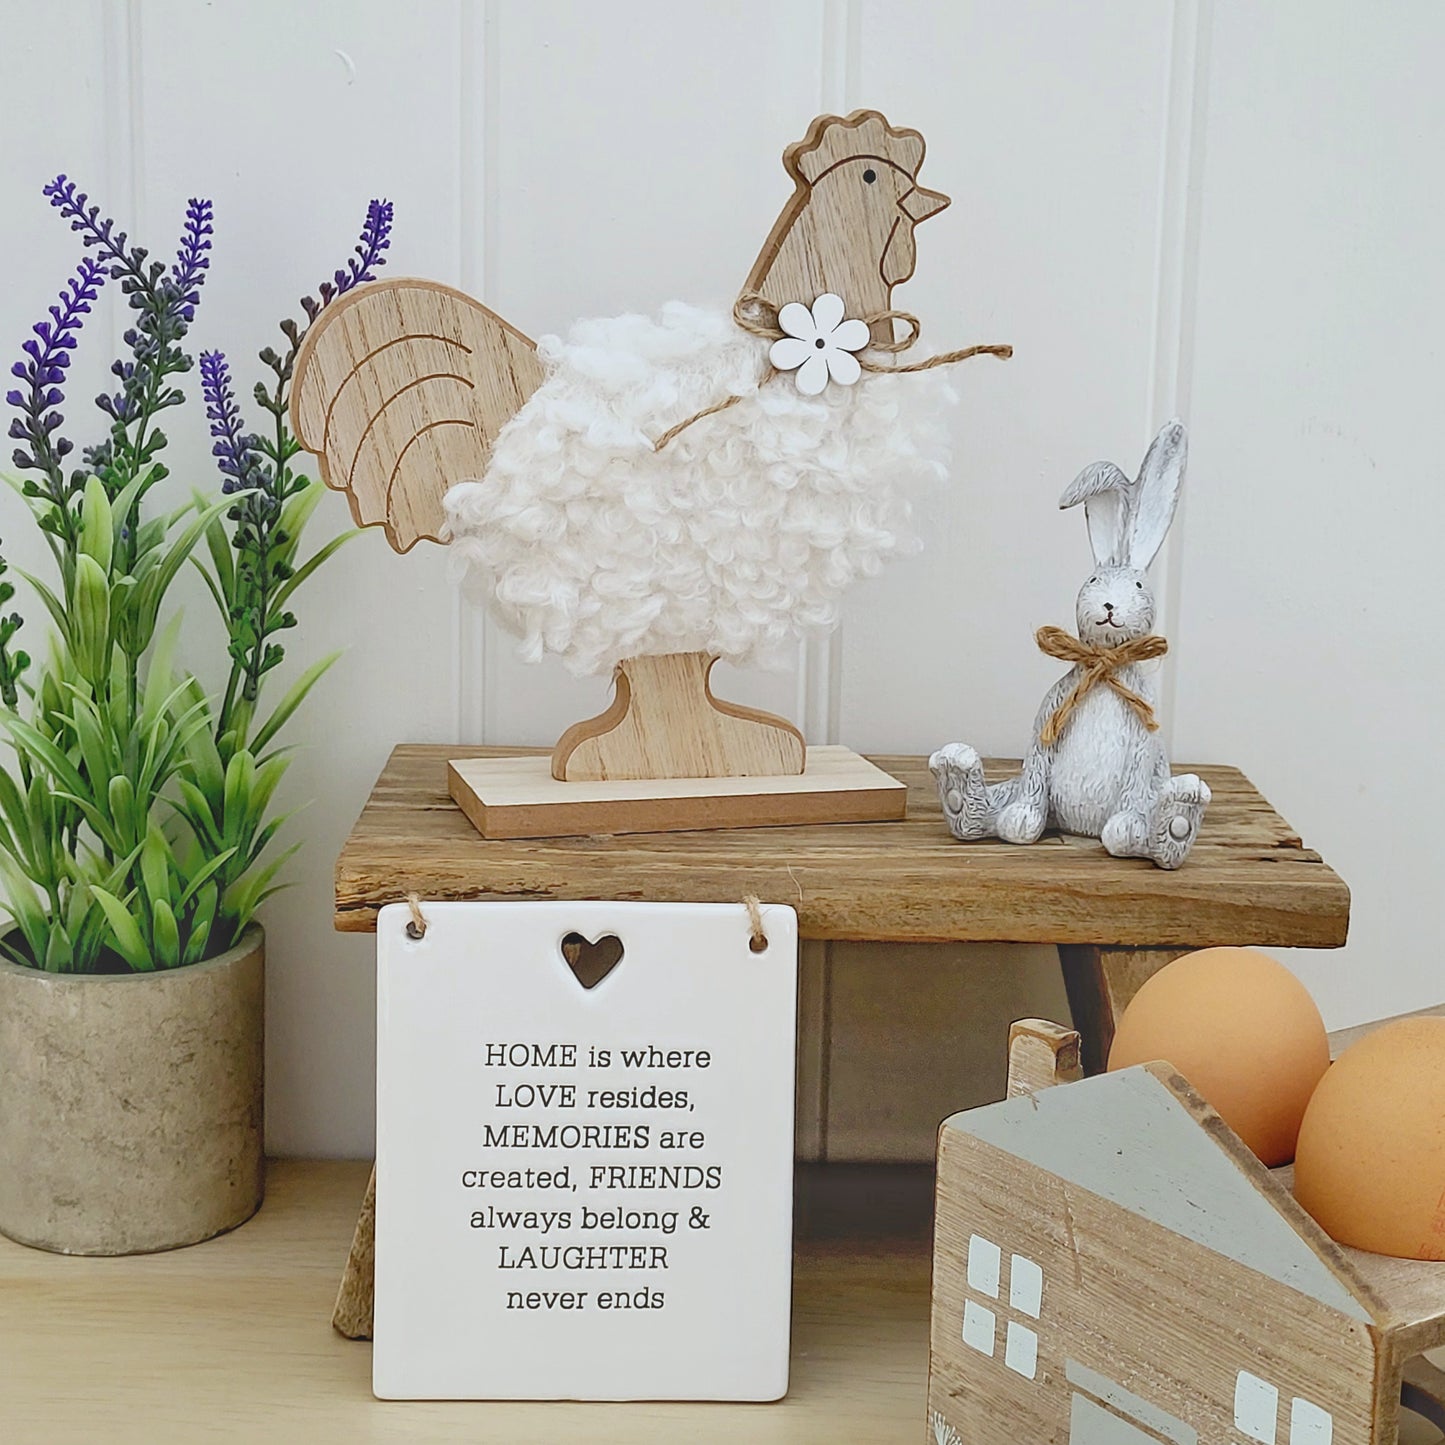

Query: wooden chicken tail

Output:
[290, 277, 544, 554]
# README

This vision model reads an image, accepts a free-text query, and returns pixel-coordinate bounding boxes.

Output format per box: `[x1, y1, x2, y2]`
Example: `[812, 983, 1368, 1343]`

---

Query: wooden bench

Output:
[329, 746, 1350, 1336]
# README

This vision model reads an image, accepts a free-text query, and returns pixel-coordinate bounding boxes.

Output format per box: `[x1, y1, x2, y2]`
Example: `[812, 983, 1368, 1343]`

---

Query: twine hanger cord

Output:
[403, 891, 768, 954]
[651, 292, 1012, 451]
[1035, 625, 1168, 747]
[742, 894, 769, 953]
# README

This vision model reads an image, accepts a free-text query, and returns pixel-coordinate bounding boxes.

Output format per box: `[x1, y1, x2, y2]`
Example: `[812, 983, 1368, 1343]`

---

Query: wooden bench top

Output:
[335, 747, 1349, 948]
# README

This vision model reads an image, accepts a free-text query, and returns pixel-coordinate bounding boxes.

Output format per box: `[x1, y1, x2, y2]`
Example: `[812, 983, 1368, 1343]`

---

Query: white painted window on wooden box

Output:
[1234, 1370, 1334, 1445]
[962, 1299, 996, 1356]
[1290, 1396, 1333, 1445]
[962, 1234, 1043, 1379]
[1010, 1253, 1043, 1317]
[967, 1233, 1001, 1297]
[1004, 1320, 1038, 1380]
[1235, 1371, 1279, 1444]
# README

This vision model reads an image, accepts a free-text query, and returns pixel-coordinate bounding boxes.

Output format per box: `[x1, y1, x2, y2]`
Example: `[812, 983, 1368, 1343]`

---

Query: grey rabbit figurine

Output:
[930, 419, 1210, 869]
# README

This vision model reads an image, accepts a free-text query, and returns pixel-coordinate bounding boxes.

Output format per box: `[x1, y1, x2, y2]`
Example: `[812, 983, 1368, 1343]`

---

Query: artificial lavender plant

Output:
[0, 183, 391, 971]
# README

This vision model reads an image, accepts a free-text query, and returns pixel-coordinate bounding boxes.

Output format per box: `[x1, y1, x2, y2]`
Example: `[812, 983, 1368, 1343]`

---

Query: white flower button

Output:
[769, 293, 870, 395]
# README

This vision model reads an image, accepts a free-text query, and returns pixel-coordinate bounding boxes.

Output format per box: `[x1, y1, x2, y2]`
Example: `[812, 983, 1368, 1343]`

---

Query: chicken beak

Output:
[899, 185, 950, 224]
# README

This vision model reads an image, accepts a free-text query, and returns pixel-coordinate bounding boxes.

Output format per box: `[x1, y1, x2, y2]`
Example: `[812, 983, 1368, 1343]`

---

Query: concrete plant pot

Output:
[0, 924, 265, 1255]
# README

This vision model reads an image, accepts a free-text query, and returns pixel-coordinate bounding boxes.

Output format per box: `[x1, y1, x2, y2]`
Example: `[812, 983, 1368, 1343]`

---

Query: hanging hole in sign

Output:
[405, 893, 428, 940]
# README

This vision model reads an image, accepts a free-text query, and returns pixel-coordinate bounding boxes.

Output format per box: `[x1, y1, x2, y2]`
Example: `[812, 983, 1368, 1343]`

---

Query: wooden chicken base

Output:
[446, 745, 906, 838]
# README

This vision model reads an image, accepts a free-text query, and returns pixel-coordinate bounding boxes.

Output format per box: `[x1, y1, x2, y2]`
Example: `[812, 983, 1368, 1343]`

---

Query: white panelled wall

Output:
[1, 2, 1440, 1157]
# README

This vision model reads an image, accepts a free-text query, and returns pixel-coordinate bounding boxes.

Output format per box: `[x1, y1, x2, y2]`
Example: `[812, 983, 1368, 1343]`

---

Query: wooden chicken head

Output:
[743, 109, 950, 327]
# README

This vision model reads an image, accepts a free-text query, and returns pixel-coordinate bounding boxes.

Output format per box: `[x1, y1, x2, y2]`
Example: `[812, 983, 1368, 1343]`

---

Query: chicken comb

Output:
[785, 109, 927, 183]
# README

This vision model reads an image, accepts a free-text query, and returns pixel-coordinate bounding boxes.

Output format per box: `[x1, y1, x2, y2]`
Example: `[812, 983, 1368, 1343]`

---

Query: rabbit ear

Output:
[1127, 420, 1187, 570]
[1060, 461, 1132, 566]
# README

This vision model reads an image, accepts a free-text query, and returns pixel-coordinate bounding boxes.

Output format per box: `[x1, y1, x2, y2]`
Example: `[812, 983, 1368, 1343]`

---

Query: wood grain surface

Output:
[336, 747, 1351, 946]
[0, 1160, 932, 1445]
[550, 652, 806, 782]
[447, 746, 904, 838]
[931, 1068, 1384, 1445]
[290, 278, 543, 553]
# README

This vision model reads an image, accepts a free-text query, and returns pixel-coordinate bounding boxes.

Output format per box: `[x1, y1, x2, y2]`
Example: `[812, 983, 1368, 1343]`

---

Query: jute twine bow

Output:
[652, 291, 1013, 451]
[1035, 625, 1168, 746]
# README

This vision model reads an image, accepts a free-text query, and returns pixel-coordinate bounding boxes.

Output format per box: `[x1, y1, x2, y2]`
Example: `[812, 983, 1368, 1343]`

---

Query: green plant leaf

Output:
[151, 896, 180, 969]
[272, 530, 359, 611]
[0, 769, 35, 870]
[72, 553, 112, 683]
[88, 886, 153, 971]
[219, 840, 301, 934]
[139, 611, 185, 737]
[175, 846, 238, 912]
[3, 716, 89, 802]
[16, 568, 74, 649]
[0, 851, 51, 967]
[78, 476, 114, 571]
[108, 774, 137, 848]
[222, 749, 256, 847]
[140, 823, 171, 911]
[120, 495, 237, 658]
[183, 881, 218, 965]
[277, 477, 328, 545]
[197, 493, 236, 602]
[173, 778, 224, 854]
[43, 922, 73, 973]
[250, 652, 340, 755]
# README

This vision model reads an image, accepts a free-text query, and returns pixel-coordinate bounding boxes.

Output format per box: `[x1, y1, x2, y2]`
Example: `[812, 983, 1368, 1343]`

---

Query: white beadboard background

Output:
[1, 1, 1440, 1158]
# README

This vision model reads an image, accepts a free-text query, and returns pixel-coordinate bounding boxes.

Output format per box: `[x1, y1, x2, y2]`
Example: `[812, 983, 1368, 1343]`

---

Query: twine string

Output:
[652, 292, 1012, 451]
[742, 894, 769, 954]
[402, 891, 770, 955]
[1035, 626, 1169, 747]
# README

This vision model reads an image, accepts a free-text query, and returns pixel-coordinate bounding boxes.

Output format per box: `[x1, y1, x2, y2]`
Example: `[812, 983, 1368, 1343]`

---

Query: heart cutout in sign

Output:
[560, 931, 624, 990]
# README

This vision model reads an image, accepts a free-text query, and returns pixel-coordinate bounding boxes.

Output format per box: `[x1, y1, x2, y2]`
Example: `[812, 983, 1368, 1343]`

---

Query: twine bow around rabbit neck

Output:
[651, 292, 1013, 451]
[1035, 625, 1169, 747]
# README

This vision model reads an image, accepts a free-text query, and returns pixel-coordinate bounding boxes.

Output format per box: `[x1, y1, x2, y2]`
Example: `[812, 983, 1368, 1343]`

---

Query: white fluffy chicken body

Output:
[445, 302, 953, 676]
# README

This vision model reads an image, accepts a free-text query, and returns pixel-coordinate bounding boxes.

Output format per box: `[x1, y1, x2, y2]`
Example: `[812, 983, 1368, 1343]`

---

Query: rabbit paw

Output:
[997, 799, 1046, 845]
[1148, 774, 1212, 869]
[929, 743, 994, 840]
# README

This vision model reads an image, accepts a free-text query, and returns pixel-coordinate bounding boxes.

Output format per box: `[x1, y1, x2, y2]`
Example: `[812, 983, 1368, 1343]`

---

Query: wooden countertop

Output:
[335, 747, 1350, 947]
[0, 1160, 933, 1445]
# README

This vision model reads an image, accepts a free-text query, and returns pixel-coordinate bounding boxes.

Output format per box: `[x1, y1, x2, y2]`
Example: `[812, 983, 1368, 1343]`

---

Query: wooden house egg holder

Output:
[929, 1019, 1445, 1445]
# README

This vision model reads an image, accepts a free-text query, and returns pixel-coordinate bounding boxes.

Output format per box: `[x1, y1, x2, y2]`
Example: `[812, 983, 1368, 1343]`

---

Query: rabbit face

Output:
[1076, 566, 1155, 646]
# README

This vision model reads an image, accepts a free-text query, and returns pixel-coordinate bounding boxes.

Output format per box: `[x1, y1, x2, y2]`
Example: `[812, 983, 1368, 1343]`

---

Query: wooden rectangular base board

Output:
[446, 745, 906, 838]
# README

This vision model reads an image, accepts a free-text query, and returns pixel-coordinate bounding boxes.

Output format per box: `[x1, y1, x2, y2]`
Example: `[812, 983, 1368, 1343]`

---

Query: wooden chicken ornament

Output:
[292, 110, 1009, 837]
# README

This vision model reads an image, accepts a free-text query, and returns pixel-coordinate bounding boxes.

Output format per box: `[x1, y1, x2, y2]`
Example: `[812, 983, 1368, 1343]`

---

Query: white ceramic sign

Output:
[373, 899, 798, 1401]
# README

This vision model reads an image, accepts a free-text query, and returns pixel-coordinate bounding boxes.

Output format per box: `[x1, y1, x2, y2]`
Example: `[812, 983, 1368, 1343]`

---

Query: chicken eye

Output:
[1136, 581, 1143, 588]
[862, 168, 877, 184]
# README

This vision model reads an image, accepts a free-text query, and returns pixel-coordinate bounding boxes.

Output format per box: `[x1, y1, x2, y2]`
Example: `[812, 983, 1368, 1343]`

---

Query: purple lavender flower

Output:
[299, 198, 393, 325]
[6, 255, 107, 497]
[335, 198, 393, 297]
[199, 351, 265, 496]
[44, 177, 214, 434]
[170, 198, 215, 325]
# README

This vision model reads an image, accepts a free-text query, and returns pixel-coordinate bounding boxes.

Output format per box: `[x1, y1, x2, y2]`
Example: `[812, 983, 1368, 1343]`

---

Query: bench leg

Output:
[332, 1164, 376, 1340]
[1058, 946, 1188, 1075]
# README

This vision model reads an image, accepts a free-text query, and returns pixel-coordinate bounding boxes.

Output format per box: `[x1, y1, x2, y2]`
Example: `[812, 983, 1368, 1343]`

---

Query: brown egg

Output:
[1294, 1016, 1445, 1259]
[1107, 947, 1330, 1166]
